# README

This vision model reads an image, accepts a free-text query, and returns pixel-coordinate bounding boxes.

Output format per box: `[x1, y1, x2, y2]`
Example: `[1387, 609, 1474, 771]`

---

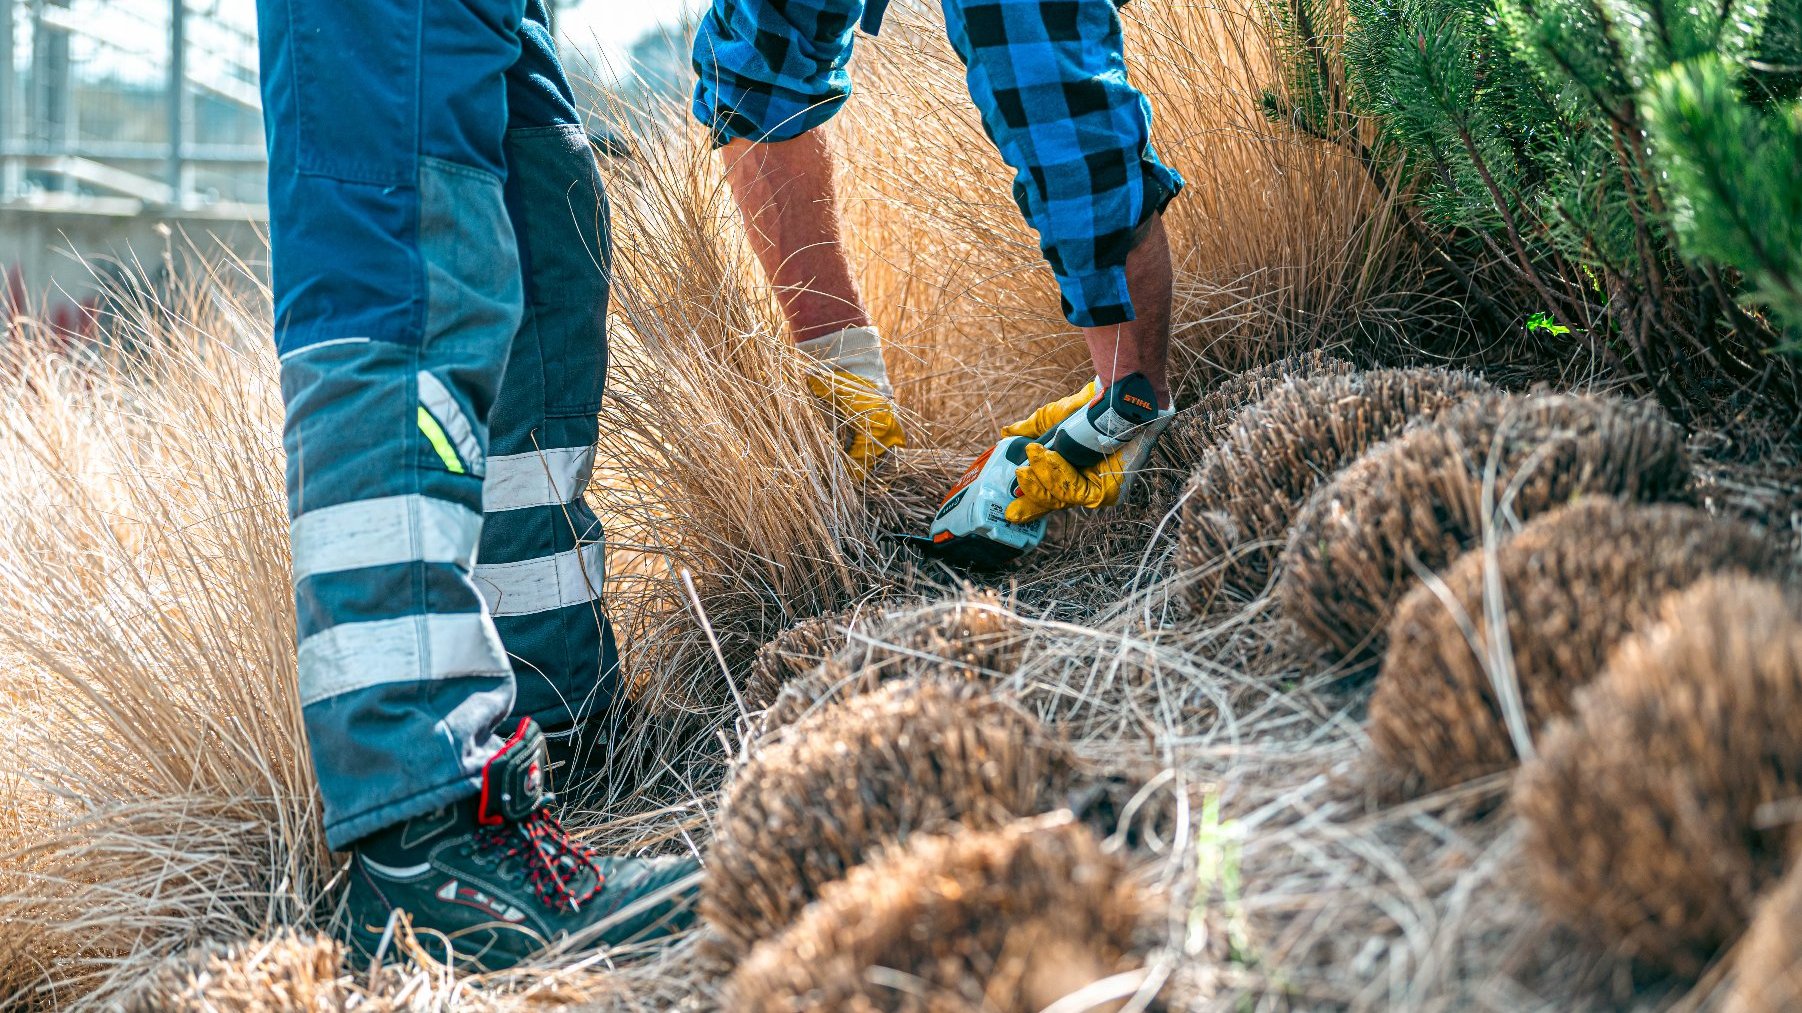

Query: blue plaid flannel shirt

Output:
[692, 0, 1183, 327]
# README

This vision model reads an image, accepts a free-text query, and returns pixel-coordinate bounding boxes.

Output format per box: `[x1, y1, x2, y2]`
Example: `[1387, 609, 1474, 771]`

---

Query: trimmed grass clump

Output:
[1277, 391, 1688, 662]
[1370, 499, 1782, 798]
[124, 932, 372, 1013]
[745, 599, 891, 713]
[1156, 350, 1357, 476]
[746, 613, 843, 712]
[703, 678, 1062, 956]
[1514, 576, 1802, 976]
[1728, 860, 1802, 1013]
[725, 816, 1146, 1013]
[865, 446, 972, 538]
[1175, 366, 1490, 610]
[760, 590, 1028, 731]
[853, 589, 1027, 686]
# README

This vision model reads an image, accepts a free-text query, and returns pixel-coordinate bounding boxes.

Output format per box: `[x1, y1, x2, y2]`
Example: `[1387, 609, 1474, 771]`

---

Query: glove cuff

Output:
[798, 325, 894, 398]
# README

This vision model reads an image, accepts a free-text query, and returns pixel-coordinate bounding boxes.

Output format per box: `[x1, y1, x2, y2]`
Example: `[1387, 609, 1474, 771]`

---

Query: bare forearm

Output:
[721, 132, 870, 344]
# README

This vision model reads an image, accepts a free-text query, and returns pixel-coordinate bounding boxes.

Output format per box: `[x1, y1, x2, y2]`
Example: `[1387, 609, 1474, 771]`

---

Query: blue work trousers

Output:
[257, 0, 620, 849]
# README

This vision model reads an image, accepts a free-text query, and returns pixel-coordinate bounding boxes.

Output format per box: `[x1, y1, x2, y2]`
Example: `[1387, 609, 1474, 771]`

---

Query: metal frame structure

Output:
[0, 0, 265, 213]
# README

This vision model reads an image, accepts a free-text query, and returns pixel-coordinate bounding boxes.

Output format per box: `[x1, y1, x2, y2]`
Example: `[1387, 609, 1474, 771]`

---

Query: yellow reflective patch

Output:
[417, 406, 465, 474]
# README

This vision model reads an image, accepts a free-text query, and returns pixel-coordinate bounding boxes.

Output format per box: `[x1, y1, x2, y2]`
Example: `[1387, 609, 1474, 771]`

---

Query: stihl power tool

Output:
[917, 372, 1173, 567]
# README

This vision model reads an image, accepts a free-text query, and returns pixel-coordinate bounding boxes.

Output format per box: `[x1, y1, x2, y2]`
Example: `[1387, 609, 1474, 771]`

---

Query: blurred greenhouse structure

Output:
[0, 0, 264, 208]
[0, 0, 265, 331]
[0, 0, 690, 339]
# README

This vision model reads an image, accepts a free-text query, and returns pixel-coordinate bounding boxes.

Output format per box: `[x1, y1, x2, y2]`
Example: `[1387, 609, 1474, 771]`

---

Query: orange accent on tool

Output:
[940, 447, 995, 504]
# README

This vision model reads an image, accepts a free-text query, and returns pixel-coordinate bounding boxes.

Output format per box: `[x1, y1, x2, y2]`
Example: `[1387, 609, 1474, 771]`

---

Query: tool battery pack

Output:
[922, 436, 1048, 566]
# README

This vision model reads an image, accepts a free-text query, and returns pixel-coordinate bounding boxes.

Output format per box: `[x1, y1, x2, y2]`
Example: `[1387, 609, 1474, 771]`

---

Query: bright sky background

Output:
[560, 0, 702, 78]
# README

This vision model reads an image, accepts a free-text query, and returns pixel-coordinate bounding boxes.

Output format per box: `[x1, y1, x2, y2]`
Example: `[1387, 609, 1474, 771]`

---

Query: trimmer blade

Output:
[913, 532, 1031, 569]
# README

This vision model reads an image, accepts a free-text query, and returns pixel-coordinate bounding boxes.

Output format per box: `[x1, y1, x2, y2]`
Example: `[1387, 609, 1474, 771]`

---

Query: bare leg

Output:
[721, 131, 869, 345]
[1081, 215, 1174, 408]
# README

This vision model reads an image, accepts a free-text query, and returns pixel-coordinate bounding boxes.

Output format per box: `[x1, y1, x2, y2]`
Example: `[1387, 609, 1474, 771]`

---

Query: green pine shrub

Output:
[1264, 0, 1802, 420]
[1642, 56, 1802, 341]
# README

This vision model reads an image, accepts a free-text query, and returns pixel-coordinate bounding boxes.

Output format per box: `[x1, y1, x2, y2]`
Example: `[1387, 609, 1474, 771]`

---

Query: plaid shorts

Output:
[691, 0, 1184, 328]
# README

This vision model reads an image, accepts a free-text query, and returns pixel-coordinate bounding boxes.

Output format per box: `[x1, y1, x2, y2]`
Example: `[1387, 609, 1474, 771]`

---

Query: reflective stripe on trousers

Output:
[259, 0, 618, 850]
[476, 115, 621, 734]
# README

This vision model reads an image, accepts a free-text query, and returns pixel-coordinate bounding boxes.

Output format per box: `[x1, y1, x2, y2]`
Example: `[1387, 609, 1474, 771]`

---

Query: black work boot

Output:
[341, 718, 699, 971]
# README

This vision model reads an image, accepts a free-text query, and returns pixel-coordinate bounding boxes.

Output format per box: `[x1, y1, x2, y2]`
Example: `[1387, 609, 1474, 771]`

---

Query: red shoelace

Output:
[475, 808, 604, 913]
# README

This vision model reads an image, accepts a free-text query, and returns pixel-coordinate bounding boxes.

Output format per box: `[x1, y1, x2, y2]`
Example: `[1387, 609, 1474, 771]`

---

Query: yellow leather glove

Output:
[1004, 441, 1130, 523]
[798, 326, 906, 480]
[805, 367, 906, 480]
[999, 378, 1100, 439]
[1000, 376, 1175, 524]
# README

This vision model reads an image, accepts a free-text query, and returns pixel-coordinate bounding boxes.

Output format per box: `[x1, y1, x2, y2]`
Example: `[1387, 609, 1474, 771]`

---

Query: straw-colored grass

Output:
[758, 587, 1032, 729]
[124, 931, 376, 1013]
[0, 293, 328, 1004]
[703, 677, 1063, 956]
[1277, 391, 1691, 662]
[5, 0, 1795, 1009]
[1370, 499, 1785, 799]
[725, 815, 1150, 1012]
[1514, 576, 1802, 977]
[1728, 858, 1802, 1013]
[1174, 366, 1491, 611]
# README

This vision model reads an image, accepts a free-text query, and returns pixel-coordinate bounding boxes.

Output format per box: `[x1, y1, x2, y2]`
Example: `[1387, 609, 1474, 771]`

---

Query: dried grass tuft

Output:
[894, 590, 1028, 682]
[0, 273, 332, 1006]
[760, 589, 1031, 731]
[1370, 499, 1784, 798]
[702, 678, 1063, 955]
[124, 931, 377, 1013]
[0, 0, 1710, 1005]
[1278, 391, 1689, 661]
[864, 447, 972, 538]
[1727, 859, 1802, 1013]
[745, 599, 892, 713]
[724, 816, 1148, 1013]
[1514, 576, 1802, 976]
[1156, 350, 1358, 475]
[1175, 366, 1491, 611]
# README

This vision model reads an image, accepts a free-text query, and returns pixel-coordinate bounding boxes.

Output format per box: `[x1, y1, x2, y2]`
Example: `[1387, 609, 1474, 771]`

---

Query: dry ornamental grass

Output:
[745, 613, 846, 712]
[763, 589, 1031, 724]
[1726, 858, 1802, 1013]
[1514, 576, 1802, 976]
[863, 446, 974, 540]
[8, 0, 1798, 1006]
[0, 298, 330, 1003]
[0, 0, 1410, 993]
[878, 589, 1028, 682]
[1155, 350, 1358, 476]
[1278, 391, 1690, 662]
[745, 597, 896, 713]
[724, 816, 1148, 1013]
[124, 932, 379, 1013]
[1174, 366, 1491, 611]
[1370, 499, 1786, 798]
[702, 678, 1064, 956]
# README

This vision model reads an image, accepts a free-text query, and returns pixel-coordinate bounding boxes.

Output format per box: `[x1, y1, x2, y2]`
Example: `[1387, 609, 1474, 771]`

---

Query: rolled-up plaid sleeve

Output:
[691, 0, 864, 147]
[945, 0, 1183, 327]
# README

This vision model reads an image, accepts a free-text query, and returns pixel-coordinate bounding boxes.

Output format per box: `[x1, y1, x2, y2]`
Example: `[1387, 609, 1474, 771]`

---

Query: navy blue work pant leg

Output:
[260, 0, 529, 850]
[476, 1, 623, 736]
